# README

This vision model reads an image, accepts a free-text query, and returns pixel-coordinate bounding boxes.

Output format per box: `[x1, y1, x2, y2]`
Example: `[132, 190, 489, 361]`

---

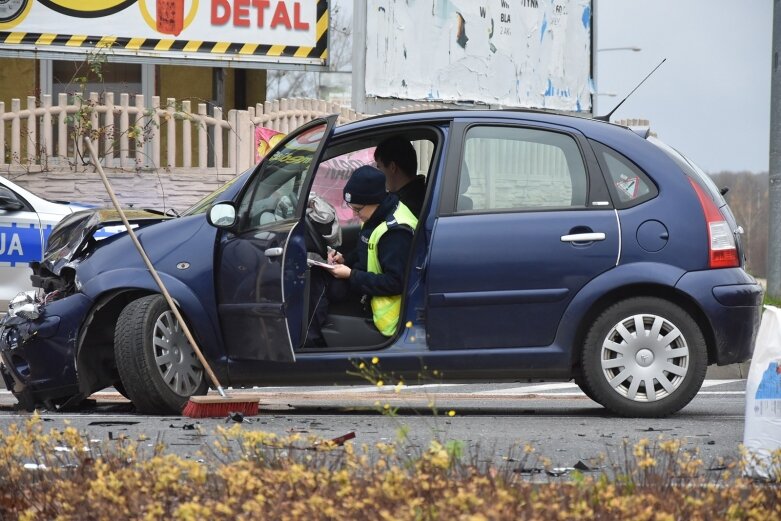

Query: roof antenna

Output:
[595, 58, 666, 122]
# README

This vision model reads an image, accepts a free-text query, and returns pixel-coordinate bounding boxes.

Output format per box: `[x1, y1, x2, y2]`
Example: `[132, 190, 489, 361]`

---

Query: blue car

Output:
[0, 111, 762, 417]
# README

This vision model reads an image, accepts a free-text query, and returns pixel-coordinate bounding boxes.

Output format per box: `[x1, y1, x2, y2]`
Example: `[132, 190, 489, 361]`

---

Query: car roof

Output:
[334, 109, 640, 142]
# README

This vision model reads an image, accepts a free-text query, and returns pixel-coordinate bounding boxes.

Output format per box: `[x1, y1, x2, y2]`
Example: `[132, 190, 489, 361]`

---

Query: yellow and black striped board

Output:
[0, 0, 328, 67]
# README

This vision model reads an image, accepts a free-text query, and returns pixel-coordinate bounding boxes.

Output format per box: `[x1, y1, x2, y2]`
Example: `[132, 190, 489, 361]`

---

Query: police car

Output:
[0, 176, 90, 310]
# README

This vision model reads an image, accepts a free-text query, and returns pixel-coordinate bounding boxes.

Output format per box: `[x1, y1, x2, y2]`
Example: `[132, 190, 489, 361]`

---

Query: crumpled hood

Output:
[41, 208, 171, 276]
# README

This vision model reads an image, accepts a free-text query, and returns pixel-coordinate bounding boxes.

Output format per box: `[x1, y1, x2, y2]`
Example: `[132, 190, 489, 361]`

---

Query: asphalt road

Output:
[0, 379, 747, 474]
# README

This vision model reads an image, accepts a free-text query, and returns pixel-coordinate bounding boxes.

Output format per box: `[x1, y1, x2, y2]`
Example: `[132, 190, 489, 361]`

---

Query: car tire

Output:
[581, 297, 707, 418]
[114, 295, 208, 415]
[112, 380, 130, 400]
[573, 366, 601, 404]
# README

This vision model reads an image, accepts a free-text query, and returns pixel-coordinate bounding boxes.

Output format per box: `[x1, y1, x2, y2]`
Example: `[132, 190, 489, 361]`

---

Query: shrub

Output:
[0, 416, 779, 520]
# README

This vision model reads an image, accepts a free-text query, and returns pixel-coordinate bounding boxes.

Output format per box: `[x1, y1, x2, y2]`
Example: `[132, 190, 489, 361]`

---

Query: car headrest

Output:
[459, 163, 471, 194]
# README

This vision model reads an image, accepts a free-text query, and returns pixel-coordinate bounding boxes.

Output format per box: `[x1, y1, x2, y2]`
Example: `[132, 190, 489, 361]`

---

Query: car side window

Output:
[311, 146, 377, 228]
[457, 126, 588, 212]
[590, 140, 658, 208]
[311, 137, 437, 228]
[0, 186, 29, 212]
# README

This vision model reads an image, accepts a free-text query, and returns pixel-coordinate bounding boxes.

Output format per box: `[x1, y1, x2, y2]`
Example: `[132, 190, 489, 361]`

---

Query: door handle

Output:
[560, 232, 606, 243]
[264, 247, 283, 257]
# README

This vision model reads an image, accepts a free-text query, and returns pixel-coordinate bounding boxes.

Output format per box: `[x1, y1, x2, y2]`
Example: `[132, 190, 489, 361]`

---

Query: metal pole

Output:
[592, 0, 599, 117]
[351, 0, 367, 113]
[769, 0, 781, 299]
[141, 64, 155, 169]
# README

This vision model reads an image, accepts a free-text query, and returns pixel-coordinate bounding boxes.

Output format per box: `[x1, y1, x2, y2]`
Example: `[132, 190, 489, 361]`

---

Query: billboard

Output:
[364, 0, 592, 112]
[0, 0, 328, 68]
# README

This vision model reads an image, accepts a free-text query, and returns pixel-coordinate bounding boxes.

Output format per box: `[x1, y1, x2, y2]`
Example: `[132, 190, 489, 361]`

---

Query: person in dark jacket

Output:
[328, 165, 418, 336]
[374, 136, 427, 218]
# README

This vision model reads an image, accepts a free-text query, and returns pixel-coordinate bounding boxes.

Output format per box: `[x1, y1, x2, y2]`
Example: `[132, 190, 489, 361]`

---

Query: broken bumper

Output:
[0, 293, 93, 409]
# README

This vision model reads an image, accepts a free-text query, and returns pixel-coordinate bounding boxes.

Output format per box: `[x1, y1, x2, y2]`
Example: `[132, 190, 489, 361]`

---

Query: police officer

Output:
[374, 135, 426, 218]
[328, 165, 418, 336]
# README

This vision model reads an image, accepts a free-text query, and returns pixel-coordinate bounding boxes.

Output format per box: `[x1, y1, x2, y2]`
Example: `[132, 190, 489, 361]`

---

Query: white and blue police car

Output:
[0, 176, 91, 310]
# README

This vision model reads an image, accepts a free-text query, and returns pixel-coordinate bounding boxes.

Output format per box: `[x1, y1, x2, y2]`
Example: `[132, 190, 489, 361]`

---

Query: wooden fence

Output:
[0, 94, 454, 175]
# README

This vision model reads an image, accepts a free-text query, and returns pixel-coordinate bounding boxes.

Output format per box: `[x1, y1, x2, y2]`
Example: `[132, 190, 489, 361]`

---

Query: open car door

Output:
[215, 116, 338, 366]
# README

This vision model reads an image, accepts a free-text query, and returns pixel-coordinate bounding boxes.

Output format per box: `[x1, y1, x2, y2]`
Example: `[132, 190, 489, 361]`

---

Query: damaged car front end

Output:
[0, 208, 171, 410]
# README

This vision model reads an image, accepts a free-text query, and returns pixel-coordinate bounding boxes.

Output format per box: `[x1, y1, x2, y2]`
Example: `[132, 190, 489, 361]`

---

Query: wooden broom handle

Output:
[84, 139, 226, 396]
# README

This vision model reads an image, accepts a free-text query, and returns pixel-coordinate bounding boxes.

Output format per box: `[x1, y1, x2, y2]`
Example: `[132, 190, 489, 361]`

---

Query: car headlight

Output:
[8, 292, 40, 320]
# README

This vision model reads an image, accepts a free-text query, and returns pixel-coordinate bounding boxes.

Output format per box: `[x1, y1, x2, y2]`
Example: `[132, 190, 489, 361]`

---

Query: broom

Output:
[84, 139, 258, 418]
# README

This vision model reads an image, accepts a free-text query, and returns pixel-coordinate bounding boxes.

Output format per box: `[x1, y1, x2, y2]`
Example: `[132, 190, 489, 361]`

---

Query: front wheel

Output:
[581, 297, 707, 418]
[114, 295, 208, 414]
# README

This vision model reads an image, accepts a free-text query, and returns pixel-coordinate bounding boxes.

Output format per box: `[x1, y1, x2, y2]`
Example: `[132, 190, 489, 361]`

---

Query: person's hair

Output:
[374, 136, 418, 178]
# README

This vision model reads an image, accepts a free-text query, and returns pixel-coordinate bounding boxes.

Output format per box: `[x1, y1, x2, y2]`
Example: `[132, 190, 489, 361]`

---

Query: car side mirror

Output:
[0, 187, 24, 211]
[207, 201, 237, 229]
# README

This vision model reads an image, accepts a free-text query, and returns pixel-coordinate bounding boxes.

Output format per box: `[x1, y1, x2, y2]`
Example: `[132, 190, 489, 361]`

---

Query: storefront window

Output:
[52, 60, 142, 100]
[49, 61, 143, 163]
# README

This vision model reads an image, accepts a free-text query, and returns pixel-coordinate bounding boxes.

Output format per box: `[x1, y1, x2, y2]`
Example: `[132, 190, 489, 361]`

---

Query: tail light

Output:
[689, 179, 739, 268]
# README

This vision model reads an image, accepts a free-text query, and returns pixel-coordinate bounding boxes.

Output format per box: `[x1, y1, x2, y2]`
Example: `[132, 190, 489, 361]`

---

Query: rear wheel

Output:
[581, 297, 707, 417]
[114, 295, 208, 414]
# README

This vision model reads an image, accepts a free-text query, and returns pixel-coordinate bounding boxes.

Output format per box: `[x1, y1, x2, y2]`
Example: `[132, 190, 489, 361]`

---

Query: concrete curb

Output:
[706, 362, 750, 379]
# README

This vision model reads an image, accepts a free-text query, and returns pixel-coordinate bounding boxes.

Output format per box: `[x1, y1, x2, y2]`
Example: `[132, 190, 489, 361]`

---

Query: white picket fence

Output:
[0, 95, 358, 173]
[0, 94, 455, 175]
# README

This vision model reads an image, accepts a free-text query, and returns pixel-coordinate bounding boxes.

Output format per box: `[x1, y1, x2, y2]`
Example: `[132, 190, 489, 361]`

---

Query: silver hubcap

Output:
[600, 313, 689, 402]
[153, 310, 203, 396]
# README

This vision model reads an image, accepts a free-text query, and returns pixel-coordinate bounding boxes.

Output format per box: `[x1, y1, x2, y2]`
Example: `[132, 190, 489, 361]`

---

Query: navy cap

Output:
[343, 165, 387, 205]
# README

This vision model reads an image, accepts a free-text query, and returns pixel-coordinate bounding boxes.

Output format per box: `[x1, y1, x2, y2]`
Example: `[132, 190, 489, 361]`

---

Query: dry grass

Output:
[0, 416, 779, 520]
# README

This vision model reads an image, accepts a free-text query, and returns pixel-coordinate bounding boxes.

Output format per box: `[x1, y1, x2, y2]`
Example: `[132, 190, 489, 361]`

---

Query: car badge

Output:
[176, 262, 190, 270]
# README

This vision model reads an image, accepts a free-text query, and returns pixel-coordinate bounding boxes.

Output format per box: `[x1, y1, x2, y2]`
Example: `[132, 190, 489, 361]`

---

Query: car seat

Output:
[321, 314, 387, 347]
[304, 194, 341, 258]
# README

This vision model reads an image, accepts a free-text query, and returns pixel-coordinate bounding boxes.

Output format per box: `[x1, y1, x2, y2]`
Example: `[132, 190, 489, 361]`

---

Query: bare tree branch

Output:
[267, 1, 352, 101]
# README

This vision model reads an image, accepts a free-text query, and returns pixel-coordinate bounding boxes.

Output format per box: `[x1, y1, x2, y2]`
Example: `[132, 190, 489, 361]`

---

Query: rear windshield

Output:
[648, 136, 725, 206]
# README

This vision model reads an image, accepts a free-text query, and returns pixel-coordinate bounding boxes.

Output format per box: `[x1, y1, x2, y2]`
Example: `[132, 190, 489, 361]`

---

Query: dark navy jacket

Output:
[395, 175, 426, 218]
[345, 194, 414, 297]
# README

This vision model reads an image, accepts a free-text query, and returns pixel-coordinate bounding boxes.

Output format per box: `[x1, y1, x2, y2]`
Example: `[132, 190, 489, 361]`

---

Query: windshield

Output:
[181, 174, 245, 217]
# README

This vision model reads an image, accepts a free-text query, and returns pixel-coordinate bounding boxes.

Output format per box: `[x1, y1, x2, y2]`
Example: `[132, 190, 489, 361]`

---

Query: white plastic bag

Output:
[743, 305, 781, 479]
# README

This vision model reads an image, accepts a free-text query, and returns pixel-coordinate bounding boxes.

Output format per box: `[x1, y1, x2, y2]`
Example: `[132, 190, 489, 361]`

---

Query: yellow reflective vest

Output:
[366, 202, 418, 336]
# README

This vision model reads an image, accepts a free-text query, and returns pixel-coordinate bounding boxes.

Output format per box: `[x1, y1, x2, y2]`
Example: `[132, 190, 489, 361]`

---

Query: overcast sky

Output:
[596, 0, 772, 173]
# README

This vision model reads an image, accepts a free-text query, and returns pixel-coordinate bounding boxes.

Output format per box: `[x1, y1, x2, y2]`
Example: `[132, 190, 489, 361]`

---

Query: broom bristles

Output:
[181, 396, 259, 418]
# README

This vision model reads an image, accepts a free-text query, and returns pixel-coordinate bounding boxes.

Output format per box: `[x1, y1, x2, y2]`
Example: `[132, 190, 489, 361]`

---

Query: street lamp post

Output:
[598, 46, 642, 52]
